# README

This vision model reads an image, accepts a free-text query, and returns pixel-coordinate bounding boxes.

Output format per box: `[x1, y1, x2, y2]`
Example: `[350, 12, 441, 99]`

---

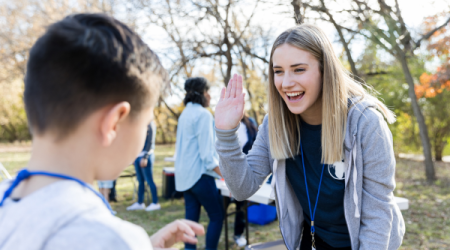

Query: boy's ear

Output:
[100, 102, 131, 146]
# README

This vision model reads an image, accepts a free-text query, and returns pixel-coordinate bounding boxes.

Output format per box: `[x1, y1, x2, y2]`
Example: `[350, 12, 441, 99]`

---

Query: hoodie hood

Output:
[343, 97, 378, 219]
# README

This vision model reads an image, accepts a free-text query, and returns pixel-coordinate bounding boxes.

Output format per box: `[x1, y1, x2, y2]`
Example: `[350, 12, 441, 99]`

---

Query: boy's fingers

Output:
[178, 219, 205, 236]
[171, 220, 195, 237]
[180, 233, 199, 245]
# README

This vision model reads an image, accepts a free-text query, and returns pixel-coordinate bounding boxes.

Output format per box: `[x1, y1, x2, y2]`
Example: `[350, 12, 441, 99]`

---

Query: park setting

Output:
[0, 0, 450, 249]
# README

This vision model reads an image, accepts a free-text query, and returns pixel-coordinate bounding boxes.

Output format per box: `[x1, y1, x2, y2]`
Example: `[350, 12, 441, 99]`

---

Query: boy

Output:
[0, 13, 204, 250]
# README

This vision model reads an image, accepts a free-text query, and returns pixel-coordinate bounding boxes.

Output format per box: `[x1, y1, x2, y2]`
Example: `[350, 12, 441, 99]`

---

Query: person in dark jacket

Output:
[127, 121, 160, 211]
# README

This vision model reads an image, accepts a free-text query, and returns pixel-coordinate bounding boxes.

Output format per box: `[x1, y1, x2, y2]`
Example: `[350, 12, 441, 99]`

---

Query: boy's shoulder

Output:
[0, 180, 152, 250]
[45, 209, 152, 250]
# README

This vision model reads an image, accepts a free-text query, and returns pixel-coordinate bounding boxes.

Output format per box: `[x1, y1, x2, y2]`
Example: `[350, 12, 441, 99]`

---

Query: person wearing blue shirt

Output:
[175, 77, 224, 250]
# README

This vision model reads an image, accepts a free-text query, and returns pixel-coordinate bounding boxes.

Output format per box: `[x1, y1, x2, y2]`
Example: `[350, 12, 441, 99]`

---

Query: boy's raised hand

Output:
[150, 219, 205, 250]
[215, 74, 245, 130]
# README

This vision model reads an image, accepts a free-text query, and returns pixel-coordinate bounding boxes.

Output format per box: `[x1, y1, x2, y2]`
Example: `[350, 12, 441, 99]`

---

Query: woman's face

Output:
[203, 89, 211, 107]
[272, 44, 323, 124]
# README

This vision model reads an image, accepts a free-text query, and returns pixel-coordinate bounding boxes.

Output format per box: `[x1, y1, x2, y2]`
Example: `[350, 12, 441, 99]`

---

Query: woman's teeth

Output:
[286, 91, 304, 101]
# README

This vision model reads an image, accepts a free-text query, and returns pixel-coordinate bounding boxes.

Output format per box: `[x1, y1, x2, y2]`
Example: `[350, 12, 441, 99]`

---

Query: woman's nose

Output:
[282, 73, 296, 88]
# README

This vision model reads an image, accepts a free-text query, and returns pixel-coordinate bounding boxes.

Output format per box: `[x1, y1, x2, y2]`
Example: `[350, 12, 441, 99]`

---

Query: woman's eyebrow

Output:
[272, 63, 308, 68]
[290, 63, 308, 67]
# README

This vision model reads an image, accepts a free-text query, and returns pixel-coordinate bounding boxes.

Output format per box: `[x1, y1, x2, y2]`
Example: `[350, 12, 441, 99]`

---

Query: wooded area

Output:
[1, 0, 449, 182]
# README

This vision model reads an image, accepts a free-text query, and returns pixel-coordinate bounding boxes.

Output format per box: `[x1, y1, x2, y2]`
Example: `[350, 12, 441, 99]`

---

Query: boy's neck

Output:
[12, 133, 98, 199]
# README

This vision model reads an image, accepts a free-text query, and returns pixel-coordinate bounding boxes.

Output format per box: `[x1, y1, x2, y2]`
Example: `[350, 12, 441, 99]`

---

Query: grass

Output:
[1, 144, 449, 249]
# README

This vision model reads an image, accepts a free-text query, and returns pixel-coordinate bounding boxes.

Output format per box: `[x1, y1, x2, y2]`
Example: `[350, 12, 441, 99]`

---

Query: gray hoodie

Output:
[0, 180, 153, 250]
[215, 99, 405, 250]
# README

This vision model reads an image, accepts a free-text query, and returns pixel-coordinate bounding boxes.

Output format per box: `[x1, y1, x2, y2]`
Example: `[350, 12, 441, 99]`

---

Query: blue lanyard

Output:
[300, 141, 325, 249]
[0, 169, 115, 215]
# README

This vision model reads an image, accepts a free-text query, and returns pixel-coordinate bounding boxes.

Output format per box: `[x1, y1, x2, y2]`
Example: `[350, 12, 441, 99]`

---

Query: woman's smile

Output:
[285, 91, 305, 102]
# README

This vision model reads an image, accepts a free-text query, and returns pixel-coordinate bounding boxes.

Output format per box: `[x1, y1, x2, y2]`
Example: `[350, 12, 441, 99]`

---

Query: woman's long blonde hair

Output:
[268, 24, 395, 163]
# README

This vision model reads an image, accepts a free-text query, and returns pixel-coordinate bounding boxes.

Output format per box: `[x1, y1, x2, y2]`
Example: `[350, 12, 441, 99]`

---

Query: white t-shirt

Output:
[0, 180, 153, 250]
[237, 121, 248, 150]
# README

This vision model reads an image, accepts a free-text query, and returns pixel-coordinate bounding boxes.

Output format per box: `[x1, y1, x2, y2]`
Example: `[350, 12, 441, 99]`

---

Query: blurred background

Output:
[0, 0, 449, 249]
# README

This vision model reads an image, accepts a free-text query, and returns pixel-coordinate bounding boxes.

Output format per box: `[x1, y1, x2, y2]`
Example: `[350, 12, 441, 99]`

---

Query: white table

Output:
[165, 156, 409, 210]
[215, 179, 273, 205]
[216, 179, 409, 210]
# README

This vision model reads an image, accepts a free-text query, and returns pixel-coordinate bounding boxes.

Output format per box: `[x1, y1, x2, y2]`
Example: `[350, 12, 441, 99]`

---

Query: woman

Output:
[127, 121, 160, 211]
[214, 24, 405, 250]
[175, 77, 224, 250]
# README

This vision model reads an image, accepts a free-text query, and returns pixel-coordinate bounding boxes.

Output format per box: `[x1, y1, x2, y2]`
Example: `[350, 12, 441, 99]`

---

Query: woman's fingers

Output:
[229, 74, 236, 98]
[231, 74, 238, 98]
[225, 75, 233, 98]
[219, 87, 226, 101]
[236, 74, 243, 97]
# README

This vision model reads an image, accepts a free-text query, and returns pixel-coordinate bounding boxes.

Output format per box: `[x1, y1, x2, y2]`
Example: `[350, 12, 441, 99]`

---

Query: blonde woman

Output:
[214, 24, 405, 250]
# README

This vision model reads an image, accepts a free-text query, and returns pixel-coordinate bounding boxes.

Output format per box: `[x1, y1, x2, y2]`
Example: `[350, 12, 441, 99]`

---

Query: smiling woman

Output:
[214, 24, 405, 250]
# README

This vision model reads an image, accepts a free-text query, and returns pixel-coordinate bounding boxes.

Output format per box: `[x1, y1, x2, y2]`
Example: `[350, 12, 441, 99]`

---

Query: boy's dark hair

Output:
[24, 13, 168, 137]
[183, 77, 209, 107]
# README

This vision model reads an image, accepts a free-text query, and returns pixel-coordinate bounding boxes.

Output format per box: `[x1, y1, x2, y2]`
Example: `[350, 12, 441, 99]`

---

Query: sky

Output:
[136, 0, 450, 108]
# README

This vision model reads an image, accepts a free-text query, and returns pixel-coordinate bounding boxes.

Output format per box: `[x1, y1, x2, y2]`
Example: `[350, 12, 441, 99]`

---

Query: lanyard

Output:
[300, 142, 326, 250]
[0, 169, 115, 215]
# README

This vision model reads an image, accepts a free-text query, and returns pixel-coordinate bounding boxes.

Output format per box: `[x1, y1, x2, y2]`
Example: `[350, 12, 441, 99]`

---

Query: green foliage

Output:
[357, 41, 426, 154]
[0, 79, 30, 142]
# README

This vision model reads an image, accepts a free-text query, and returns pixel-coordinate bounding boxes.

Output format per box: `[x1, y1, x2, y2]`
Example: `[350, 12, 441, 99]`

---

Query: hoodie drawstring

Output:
[270, 159, 278, 200]
[352, 142, 360, 218]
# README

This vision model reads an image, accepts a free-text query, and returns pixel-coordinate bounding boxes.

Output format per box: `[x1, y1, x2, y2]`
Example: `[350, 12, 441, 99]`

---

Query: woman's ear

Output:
[100, 102, 131, 146]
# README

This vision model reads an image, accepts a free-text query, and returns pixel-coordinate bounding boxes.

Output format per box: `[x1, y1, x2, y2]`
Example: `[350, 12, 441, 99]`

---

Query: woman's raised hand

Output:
[215, 74, 245, 130]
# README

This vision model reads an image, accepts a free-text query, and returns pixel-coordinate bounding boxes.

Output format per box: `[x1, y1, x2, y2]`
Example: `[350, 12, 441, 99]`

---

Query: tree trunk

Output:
[291, 0, 302, 24]
[397, 51, 436, 181]
[434, 138, 446, 162]
[435, 144, 443, 162]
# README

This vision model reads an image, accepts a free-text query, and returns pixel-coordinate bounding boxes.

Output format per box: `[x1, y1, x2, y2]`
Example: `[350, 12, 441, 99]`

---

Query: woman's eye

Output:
[274, 70, 283, 74]
[294, 68, 306, 73]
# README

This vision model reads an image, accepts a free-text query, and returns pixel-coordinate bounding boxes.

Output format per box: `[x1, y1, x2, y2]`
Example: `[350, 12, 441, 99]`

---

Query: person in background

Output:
[127, 121, 160, 211]
[98, 180, 114, 202]
[175, 77, 224, 250]
[233, 114, 258, 247]
[108, 180, 118, 202]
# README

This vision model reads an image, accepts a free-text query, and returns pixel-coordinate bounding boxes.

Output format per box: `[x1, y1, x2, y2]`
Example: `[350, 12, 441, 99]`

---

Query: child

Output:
[0, 13, 204, 250]
[214, 24, 405, 249]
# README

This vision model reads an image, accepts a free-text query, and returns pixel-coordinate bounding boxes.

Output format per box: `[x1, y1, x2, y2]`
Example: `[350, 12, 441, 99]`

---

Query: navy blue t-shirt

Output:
[286, 121, 350, 248]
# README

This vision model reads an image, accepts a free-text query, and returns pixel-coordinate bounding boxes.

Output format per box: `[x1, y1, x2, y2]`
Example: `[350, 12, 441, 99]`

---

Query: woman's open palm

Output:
[215, 74, 245, 130]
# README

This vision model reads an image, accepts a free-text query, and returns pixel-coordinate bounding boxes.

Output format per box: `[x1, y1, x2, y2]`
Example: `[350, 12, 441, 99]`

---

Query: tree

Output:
[132, 0, 272, 133]
[298, 0, 450, 182]
[416, 13, 450, 161]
